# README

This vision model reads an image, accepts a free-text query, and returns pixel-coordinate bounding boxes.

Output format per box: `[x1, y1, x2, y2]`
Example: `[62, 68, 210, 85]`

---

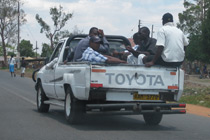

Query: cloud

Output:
[21, 0, 187, 53]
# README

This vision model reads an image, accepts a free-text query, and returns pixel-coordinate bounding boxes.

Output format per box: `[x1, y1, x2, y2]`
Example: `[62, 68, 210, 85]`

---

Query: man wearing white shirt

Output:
[145, 13, 189, 67]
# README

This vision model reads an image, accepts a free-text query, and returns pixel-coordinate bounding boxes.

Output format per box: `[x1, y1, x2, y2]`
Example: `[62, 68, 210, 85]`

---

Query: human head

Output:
[162, 13, 173, 25]
[139, 27, 150, 40]
[11, 55, 14, 58]
[89, 27, 99, 36]
[133, 32, 141, 45]
[89, 36, 102, 51]
[22, 57, 24, 60]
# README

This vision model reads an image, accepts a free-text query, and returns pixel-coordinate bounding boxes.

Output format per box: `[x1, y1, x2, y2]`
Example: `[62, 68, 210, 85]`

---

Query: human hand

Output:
[64, 60, 67, 64]
[98, 29, 104, 37]
[145, 61, 154, 67]
[125, 45, 133, 52]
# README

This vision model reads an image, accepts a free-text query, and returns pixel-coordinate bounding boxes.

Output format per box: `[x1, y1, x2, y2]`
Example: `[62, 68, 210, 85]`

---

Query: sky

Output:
[20, 0, 186, 54]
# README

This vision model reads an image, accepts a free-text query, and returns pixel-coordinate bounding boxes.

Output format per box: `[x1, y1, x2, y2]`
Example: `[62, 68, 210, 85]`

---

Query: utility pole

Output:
[17, 1, 20, 68]
[33, 41, 39, 59]
[138, 20, 141, 32]
[151, 25, 154, 38]
[36, 41, 38, 58]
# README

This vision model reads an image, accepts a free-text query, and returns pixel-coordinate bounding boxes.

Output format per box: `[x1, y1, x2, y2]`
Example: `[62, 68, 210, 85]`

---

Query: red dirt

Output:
[186, 104, 210, 118]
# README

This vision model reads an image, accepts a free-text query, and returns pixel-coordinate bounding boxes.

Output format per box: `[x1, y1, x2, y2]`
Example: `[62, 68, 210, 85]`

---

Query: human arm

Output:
[45, 58, 58, 70]
[103, 55, 127, 64]
[98, 29, 110, 54]
[183, 33, 189, 52]
[145, 45, 163, 67]
[126, 45, 149, 57]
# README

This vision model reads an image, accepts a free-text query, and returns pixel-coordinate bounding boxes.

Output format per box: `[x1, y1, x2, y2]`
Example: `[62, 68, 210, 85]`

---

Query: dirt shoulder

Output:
[187, 104, 210, 118]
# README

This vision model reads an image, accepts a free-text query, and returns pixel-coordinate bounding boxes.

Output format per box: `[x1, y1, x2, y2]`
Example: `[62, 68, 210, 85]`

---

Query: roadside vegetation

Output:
[180, 81, 210, 108]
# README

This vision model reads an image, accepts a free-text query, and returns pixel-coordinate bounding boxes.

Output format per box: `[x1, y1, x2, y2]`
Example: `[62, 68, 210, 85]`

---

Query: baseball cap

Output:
[90, 36, 101, 43]
[162, 13, 173, 22]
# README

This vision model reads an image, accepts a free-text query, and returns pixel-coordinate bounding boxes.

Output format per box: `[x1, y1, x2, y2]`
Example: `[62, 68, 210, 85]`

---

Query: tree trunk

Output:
[1, 33, 7, 67]
[50, 35, 54, 51]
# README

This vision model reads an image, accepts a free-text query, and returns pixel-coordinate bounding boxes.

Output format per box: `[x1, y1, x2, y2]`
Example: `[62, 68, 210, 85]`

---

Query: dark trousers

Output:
[155, 57, 183, 67]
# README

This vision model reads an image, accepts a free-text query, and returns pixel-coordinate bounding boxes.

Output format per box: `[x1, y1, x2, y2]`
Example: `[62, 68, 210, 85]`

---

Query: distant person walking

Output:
[21, 57, 27, 77]
[8, 55, 16, 77]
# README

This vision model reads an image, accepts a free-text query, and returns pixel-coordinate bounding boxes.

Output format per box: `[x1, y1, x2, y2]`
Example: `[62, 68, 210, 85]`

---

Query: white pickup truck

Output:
[34, 34, 186, 125]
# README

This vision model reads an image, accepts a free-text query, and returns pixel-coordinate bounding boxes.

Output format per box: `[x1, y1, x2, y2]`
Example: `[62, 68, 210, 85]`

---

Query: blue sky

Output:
[21, 0, 186, 53]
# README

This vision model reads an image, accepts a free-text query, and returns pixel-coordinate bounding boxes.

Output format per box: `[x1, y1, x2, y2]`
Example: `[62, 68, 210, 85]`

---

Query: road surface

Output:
[0, 70, 210, 140]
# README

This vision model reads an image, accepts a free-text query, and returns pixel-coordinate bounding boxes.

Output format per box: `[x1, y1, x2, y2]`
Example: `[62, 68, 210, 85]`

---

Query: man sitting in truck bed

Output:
[80, 36, 126, 64]
[145, 13, 188, 67]
[66, 27, 110, 63]
[126, 27, 157, 65]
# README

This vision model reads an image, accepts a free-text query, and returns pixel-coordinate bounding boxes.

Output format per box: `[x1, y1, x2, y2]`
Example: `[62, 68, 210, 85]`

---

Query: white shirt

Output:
[156, 22, 189, 62]
[124, 45, 139, 53]
[9, 58, 16, 65]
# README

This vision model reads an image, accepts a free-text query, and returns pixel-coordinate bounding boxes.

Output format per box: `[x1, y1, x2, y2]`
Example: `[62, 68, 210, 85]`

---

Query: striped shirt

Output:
[81, 47, 107, 63]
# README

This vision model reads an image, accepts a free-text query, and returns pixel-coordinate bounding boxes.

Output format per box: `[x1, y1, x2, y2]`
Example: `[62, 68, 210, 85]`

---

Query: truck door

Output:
[42, 42, 63, 98]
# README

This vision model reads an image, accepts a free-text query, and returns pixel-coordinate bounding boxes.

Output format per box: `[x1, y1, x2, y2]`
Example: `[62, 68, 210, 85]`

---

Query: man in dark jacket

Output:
[21, 57, 27, 77]
[126, 27, 157, 65]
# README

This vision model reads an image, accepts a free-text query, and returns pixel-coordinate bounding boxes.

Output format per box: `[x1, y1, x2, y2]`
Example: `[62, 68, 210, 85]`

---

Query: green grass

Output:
[0, 67, 8, 70]
[180, 87, 210, 108]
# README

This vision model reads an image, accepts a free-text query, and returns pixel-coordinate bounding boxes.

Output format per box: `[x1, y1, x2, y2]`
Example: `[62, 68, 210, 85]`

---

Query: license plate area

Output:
[133, 93, 160, 100]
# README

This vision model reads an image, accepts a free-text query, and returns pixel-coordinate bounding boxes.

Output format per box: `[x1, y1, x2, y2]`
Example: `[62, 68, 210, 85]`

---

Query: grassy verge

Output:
[179, 82, 210, 108]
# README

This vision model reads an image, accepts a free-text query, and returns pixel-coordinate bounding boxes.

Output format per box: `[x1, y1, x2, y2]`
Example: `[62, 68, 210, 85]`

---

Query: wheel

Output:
[64, 87, 85, 124]
[143, 113, 163, 125]
[36, 82, 50, 112]
[32, 69, 40, 82]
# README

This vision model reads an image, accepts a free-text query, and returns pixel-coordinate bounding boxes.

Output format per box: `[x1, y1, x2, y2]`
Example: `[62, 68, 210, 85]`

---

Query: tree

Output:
[178, 0, 210, 62]
[178, 0, 209, 35]
[19, 39, 35, 57]
[36, 5, 73, 50]
[54, 25, 83, 45]
[6, 44, 16, 57]
[0, 0, 26, 66]
[202, 7, 210, 63]
[41, 43, 52, 57]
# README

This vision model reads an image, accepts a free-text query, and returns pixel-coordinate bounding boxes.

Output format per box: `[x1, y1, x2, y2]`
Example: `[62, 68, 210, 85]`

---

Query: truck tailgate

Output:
[90, 65, 180, 90]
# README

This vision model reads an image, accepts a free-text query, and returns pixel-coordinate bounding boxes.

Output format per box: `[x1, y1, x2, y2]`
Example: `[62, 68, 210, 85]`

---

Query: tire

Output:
[143, 113, 163, 125]
[65, 87, 85, 124]
[32, 69, 40, 82]
[36, 83, 50, 112]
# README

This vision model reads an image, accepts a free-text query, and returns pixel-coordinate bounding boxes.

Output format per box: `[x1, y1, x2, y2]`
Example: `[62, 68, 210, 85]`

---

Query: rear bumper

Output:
[86, 103, 186, 115]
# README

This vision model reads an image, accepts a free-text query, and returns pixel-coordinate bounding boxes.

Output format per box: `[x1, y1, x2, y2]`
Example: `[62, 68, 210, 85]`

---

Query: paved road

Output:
[0, 70, 210, 140]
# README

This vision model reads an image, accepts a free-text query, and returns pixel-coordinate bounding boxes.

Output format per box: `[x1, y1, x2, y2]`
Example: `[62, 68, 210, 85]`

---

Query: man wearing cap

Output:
[80, 36, 126, 64]
[145, 13, 189, 67]
[64, 27, 109, 63]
